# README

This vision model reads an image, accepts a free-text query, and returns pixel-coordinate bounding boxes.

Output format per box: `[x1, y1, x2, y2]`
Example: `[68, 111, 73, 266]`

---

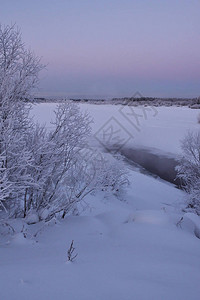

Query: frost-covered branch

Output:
[176, 131, 200, 215]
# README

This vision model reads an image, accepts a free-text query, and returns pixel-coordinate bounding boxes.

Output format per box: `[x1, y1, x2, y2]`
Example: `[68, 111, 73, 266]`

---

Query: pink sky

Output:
[1, 0, 200, 98]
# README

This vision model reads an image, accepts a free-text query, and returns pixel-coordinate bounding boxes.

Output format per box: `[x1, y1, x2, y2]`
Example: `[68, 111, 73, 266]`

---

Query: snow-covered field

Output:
[1, 103, 200, 300]
[31, 103, 200, 155]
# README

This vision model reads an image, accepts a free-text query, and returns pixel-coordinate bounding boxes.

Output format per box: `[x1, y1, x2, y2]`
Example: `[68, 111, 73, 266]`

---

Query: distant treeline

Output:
[34, 96, 200, 108]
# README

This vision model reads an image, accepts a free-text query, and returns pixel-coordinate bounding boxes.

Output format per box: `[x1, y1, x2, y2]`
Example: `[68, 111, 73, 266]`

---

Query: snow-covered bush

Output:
[15, 104, 128, 221]
[0, 24, 129, 222]
[24, 102, 92, 220]
[176, 131, 200, 215]
[58, 151, 129, 219]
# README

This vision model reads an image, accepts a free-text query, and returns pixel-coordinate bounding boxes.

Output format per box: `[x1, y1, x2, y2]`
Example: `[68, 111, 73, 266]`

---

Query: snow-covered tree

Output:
[0, 23, 129, 222]
[0, 24, 43, 106]
[0, 153, 11, 212]
[45, 148, 129, 220]
[0, 24, 43, 214]
[176, 131, 200, 215]
[23, 102, 91, 220]
[23, 104, 128, 221]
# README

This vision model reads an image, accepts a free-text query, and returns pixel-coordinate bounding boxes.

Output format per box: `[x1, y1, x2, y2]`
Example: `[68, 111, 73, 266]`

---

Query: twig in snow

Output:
[67, 240, 78, 262]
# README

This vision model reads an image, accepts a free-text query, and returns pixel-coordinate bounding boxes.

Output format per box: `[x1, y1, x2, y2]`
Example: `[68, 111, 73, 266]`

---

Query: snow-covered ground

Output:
[31, 103, 200, 155]
[1, 103, 200, 300]
[1, 170, 200, 300]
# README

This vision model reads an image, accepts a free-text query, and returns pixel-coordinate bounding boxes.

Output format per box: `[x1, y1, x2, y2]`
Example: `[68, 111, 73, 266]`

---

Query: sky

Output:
[1, 0, 200, 98]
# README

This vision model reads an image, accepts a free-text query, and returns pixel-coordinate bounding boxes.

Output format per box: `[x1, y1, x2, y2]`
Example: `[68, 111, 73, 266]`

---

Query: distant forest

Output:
[35, 96, 200, 108]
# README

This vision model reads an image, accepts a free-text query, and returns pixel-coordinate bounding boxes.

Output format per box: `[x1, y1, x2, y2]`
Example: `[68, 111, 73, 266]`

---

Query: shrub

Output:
[176, 131, 200, 214]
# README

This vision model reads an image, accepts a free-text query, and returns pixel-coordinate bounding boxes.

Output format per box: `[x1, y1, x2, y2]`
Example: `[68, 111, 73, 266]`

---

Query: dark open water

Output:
[119, 147, 182, 188]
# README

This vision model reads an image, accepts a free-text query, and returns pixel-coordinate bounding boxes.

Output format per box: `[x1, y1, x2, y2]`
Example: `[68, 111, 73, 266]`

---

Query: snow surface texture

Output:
[1, 103, 200, 300]
[1, 171, 200, 300]
[31, 103, 200, 155]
